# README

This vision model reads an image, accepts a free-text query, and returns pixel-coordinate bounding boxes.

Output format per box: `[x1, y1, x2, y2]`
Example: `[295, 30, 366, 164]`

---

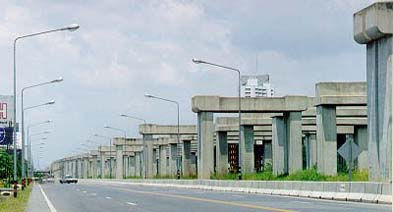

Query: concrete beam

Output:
[192, 96, 309, 113]
[139, 124, 196, 135]
[315, 82, 367, 106]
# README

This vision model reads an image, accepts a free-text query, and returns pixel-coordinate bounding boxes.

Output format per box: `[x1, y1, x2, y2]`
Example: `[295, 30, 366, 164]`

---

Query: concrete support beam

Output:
[116, 144, 124, 179]
[216, 131, 228, 175]
[135, 152, 141, 177]
[272, 116, 286, 175]
[316, 105, 337, 175]
[159, 145, 168, 177]
[354, 2, 393, 182]
[355, 126, 368, 171]
[197, 112, 214, 179]
[241, 125, 255, 173]
[168, 143, 178, 177]
[182, 140, 192, 177]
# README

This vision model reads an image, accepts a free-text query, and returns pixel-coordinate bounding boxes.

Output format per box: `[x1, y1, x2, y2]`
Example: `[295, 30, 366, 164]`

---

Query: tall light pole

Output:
[27, 120, 52, 178]
[144, 94, 180, 177]
[120, 114, 147, 178]
[21, 78, 62, 181]
[22, 100, 54, 179]
[104, 126, 127, 139]
[94, 134, 112, 179]
[192, 58, 242, 179]
[13, 24, 79, 181]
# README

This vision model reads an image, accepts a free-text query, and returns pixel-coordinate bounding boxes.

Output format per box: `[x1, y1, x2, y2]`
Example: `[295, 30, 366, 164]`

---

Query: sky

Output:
[0, 0, 378, 168]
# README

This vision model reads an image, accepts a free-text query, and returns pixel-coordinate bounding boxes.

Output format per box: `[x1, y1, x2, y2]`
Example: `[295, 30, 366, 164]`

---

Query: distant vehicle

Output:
[60, 175, 78, 184]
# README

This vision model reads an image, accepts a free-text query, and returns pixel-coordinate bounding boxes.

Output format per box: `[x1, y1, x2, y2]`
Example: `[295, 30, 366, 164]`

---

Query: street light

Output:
[13, 24, 79, 181]
[144, 94, 180, 177]
[27, 120, 52, 178]
[103, 126, 127, 138]
[93, 134, 113, 179]
[192, 58, 243, 179]
[120, 114, 146, 124]
[21, 93, 56, 180]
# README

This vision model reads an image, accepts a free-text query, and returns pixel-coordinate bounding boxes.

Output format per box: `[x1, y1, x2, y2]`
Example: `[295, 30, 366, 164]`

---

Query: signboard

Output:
[338, 139, 362, 162]
[0, 95, 14, 128]
[0, 127, 13, 145]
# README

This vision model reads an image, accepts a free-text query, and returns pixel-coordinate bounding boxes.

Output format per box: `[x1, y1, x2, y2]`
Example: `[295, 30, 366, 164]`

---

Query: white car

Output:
[59, 175, 78, 184]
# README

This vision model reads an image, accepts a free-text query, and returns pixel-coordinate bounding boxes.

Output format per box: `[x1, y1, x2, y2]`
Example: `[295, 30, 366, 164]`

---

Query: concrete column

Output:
[272, 112, 302, 175]
[197, 112, 214, 179]
[286, 112, 302, 174]
[83, 158, 88, 179]
[168, 143, 177, 177]
[272, 116, 287, 175]
[77, 159, 82, 178]
[182, 140, 192, 177]
[216, 131, 228, 175]
[159, 145, 167, 177]
[316, 105, 337, 175]
[100, 153, 105, 178]
[135, 152, 141, 177]
[263, 141, 272, 168]
[123, 156, 128, 178]
[153, 149, 157, 177]
[92, 155, 98, 179]
[241, 125, 255, 173]
[354, 126, 368, 171]
[354, 2, 392, 182]
[116, 145, 124, 179]
[144, 140, 154, 178]
[129, 155, 136, 177]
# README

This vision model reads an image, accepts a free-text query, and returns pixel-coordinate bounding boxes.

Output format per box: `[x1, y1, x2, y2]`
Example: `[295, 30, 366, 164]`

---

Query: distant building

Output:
[241, 75, 274, 97]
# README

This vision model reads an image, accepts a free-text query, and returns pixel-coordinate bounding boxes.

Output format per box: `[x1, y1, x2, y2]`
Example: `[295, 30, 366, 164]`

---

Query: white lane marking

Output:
[90, 193, 97, 196]
[105, 196, 112, 199]
[38, 184, 58, 212]
[83, 191, 87, 193]
[126, 202, 137, 206]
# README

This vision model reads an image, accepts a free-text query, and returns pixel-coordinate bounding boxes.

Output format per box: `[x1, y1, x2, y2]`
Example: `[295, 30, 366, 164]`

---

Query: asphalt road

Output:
[27, 181, 391, 212]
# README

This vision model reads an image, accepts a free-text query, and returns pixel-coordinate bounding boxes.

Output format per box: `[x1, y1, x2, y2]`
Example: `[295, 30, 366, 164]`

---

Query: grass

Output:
[0, 185, 32, 212]
[211, 167, 369, 181]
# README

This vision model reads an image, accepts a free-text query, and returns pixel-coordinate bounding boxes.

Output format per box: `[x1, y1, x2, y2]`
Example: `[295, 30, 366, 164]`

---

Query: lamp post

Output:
[13, 24, 79, 181]
[94, 134, 112, 179]
[27, 120, 52, 178]
[120, 114, 147, 178]
[22, 100, 54, 179]
[192, 58, 242, 179]
[21, 78, 62, 180]
[144, 94, 180, 177]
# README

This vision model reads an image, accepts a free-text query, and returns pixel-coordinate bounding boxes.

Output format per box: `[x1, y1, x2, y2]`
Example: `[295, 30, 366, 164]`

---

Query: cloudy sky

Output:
[0, 0, 377, 168]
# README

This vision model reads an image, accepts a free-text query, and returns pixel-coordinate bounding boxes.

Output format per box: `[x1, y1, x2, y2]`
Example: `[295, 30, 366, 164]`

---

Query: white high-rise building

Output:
[241, 75, 274, 97]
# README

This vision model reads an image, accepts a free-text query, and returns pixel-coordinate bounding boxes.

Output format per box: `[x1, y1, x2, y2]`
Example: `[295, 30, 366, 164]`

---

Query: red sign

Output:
[0, 103, 6, 120]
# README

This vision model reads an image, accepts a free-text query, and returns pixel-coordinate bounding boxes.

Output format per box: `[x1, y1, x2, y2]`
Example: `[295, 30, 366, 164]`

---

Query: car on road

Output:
[60, 175, 78, 184]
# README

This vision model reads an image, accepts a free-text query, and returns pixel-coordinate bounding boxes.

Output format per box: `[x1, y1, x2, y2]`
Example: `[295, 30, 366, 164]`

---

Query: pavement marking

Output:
[38, 184, 58, 212]
[126, 202, 137, 206]
[105, 196, 112, 200]
[115, 187, 295, 212]
[90, 193, 97, 196]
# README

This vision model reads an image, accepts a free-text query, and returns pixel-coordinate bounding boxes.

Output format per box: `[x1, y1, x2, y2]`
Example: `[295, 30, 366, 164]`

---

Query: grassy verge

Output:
[0, 185, 32, 212]
[211, 168, 369, 181]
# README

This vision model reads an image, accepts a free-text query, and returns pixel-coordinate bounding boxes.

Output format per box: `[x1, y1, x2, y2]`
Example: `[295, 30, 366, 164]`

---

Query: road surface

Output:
[27, 181, 391, 212]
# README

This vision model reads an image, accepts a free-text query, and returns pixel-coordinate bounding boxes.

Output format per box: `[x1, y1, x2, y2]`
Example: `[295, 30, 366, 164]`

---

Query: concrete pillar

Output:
[123, 156, 129, 178]
[354, 2, 392, 182]
[129, 155, 136, 177]
[197, 112, 214, 179]
[92, 155, 98, 179]
[135, 152, 141, 177]
[304, 134, 317, 169]
[153, 149, 157, 176]
[354, 126, 368, 171]
[100, 153, 105, 178]
[241, 125, 255, 173]
[316, 105, 337, 175]
[182, 140, 192, 177]
[272, 116, 287, 175]
[77, 159, 82, 178]
[144, 140, 154, 178]
[169, 143, 177, 177]
[159, 145, 167, 177]
[83, 158, 89, 179]
[216, 131, 228, 175]
[263, 141, 272, 168]
[272, 112, 302, 175]
[116, 145, 124, 179]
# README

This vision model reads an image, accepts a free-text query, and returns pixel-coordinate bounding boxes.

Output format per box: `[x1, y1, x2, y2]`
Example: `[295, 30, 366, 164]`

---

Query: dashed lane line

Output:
[126, 202, 137, 206]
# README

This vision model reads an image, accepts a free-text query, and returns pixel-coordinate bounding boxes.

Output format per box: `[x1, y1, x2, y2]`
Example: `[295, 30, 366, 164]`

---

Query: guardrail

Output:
[82, 179, 392, 204]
